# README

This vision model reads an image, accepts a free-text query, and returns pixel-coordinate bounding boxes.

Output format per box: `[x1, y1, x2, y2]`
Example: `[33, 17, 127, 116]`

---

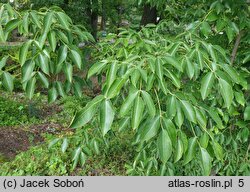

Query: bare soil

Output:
[0, 122, 64, 159]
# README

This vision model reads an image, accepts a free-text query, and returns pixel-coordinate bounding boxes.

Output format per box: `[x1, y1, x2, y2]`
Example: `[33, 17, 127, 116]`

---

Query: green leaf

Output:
[183, 137, 197, 165]
[235, 91, 245, 106]
[57, 30, 69, 44]
[0, 25, 6, 42]
[64, 63, 73, 83]
[165, 69, 181, 88]
[159, 79, 169, 95]
[87, 62, 106, 79]
[132, 96, 145, 130]
[73, 81, 82, 97]
[148, 57, 155, 73]
[2, 71, 14, 92]
[207, 44, 217, 63]
[80, 152, 86, 167]
[141, 90, 156, 117]
[146, 74, 155, 91]
[162, 118, 177, 145]
[139, 116, 160, 142]
[92, 140, 100, 155]
[38, 33, 47, 49]
[200, 22, 212, 37]
[200, 147, 212, 176]
[157, 129, 172, 163]
[180, 100, 196, 123]
[61, 138, 68, 153]
[72, 146, 81, 160]
[119, 90, 138, 117]
[0, 56, 8, 70]
[241, 128, 249, 143]
[56, 81, 66, 98]
[70, 49, 82, 69]
[174, 101, 184, 128]
[169, 42, 181, 56]
[56, 12, 70, 30]
[164, 56, 182, 72]
[200, 132, 209, 148]
[212, 141, 223, 161]
[30, 11, 41, 28]
[243, 55, 250, 64]
[70, 95, 104, 128]
[57, 45, 68, 65]
[48, 31, 57, 52]
[222, 64, 240, 84]
[48, 138, 61, 149]
[179, 131, 188, 153]
[174, 138, 183, 163]
[138, 67, 147, 83]
[72, 147, 81, 169]
[185, 57, 194, 79]
[37, 72, 49, 88]
[195, 108, 207, 128]
[118, 117, 130, 132]
[100, 99, 115, 136]
[197, 50, 204, 70]
[19, 40, 32, 66]
[39, 53, 49, 75]
[208, 107, 224, 129]
[156, 58, 163, 81]
[23, 13, 29, 34]
[43, 12, 54, 33]
[200, 72, 215, 100]
[130, 69, 139, 86]
[231, 22, 239, 34]
[216, 19, 227, 32]
[106, 78, 126, 99]
[206, 11, 218, 22]
[48, 86, 58, 103]
[244, 106, 250, 121]
[106, 62, 118, 88]
[167, 96, 177, 118]
[219, 78, 234, 109]
[225, 27, 234, 43]
[26, 77, 36, 99]
[5, 19, 21, 33]
[22, 60, 35, 82]
[239, 75, 248, 90]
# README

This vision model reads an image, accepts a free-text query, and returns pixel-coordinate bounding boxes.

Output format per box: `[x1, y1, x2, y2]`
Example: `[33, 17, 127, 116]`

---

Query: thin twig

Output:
[230, 30, 244, 65]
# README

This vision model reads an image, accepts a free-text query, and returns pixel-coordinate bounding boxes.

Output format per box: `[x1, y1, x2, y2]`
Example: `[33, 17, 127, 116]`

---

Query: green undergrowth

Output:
[56, 95, 91, 123]
[0, 96, 39, 126]
[0, 130, 134, 176]
[0, 92, 91, 127]
[0, 143, 71, 176]
[0, 94, 135, 176]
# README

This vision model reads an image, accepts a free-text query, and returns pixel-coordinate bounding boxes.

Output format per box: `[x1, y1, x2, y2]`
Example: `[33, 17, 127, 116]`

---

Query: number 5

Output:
[238, 179, 244, 187]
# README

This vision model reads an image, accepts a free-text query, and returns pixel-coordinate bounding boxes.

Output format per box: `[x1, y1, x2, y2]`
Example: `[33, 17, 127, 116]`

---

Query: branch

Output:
[230, 30, 244, 65]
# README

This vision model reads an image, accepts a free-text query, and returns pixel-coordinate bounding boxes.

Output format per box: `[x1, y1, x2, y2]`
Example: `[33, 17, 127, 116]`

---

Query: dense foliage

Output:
[0, 0, 249, 176]
[0, 3, 94, 102]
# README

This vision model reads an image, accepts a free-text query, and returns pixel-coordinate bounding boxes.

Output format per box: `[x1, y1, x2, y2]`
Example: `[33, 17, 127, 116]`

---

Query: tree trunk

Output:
[91, 11, 98, 40]
[116, 5, 122, 30]
[140, 4, 157, 27]
[101, 1, 106, 31]
[86, 0, 98, 41]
